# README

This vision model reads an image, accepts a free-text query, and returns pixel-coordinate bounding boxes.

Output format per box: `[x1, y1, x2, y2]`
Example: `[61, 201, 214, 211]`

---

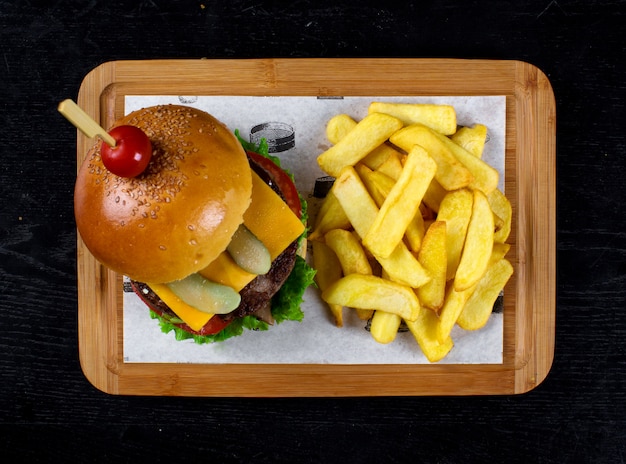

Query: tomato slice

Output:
[196, 315, 231, 335]
[246, 150, 302, 219]
[131, 281, 232, 335]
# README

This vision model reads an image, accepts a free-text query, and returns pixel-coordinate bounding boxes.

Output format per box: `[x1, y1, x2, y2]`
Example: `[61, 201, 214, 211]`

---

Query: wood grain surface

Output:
[1, 0, 624, 462]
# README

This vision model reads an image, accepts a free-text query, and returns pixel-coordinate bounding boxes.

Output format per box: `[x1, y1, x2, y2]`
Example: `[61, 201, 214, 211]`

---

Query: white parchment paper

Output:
[122, 95, 506, 364]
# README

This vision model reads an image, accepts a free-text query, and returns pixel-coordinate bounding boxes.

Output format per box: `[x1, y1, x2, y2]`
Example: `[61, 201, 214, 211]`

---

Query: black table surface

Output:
[1, 1, 625, 462]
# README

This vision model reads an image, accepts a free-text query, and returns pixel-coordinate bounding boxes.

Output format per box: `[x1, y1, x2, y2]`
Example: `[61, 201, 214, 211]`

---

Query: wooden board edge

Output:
[76, 60, 123, 395]
[73, 58, 555, 396]
[512, 60, 557, 394]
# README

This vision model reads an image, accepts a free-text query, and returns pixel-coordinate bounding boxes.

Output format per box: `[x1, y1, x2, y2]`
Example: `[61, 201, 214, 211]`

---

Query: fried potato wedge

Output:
[488, 188, 512, 243]
[430, 129, 499, 195]
[375, 150, 404, 180]
[317, 113, 403, 177]
[437, 282, 476, 343]
[422, 178, 447, 213]
[370, 310, 402, 344]
[363, 145, 436, 259]
[405, 308, 454, 363]
[417, 221, 447, 311]
[369, 101, 457, 135]
[457, 258, 513, 330]
[454, 189, 494, 291]
[325, 229, 372, 276]
[332, 166, 430, 288]
[356, 166, 424, 252]
[331, 166, 379, 238]
[322, 274, 420, 321]
[309, 190, 351, 241]
[311, 240, 344, 327]
[436, 188, 474, 280]
[326, 113, 358, 145]
[375, 241, 431, 288]
[390, 124, 473, 191]
[450, 124, 488, 158]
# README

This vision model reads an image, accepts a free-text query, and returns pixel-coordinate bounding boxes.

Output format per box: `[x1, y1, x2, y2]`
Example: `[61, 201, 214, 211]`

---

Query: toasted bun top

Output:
[74, 105, 252, 283]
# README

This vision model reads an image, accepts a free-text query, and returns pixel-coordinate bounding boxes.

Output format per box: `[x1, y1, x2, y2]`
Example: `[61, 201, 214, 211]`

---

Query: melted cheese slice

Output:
[198, 170, 305, 290]
[149, 283, 214, 332]
[150, 170, 305, 332]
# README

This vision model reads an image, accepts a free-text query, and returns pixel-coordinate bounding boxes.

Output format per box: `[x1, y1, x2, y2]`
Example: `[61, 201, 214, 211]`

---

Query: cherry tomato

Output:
[100, 125, 153, 178]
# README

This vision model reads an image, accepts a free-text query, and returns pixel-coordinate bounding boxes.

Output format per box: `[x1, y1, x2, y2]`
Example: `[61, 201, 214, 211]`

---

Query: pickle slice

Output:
[166, 273, 241, 314]
[227, 224, 272, 275]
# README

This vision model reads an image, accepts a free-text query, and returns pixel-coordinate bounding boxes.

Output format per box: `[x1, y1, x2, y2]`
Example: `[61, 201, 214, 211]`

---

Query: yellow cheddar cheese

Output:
[199, 170, 305, 291]
[243, 171, 305, 259]
[149, 283, 214, 332]
[198, 252, 255, 290]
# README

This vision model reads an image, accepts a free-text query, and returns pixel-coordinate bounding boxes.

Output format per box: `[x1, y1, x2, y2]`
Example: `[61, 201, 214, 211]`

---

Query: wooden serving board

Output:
[76, 58, 555, 396]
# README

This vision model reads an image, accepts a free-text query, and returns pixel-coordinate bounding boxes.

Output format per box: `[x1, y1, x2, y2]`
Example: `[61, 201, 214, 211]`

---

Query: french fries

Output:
[370, 310, 402, 344]
[390, 125, 473, 191]
[454, 190, 494, 292]
[369, 101, 457, 135]
[417, 221, 447, 311]
[325, 228, 374, 321]
[450, 124, 488, 158]
[312, 101, 513, 362]
[457, 258, 513, 330]
[436, 188, 473, 281]
[405, 307, 454, 363]
[322, 274, 420, 321]
[311, 241, 344, 327]
[363, 145, 436, 259]
[326, 114, 357, 144]
[317, 112, 403, 177]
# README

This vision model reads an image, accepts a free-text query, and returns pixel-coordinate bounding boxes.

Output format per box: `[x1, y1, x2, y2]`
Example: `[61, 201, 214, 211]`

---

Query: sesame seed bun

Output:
[74, 105, 252, 283]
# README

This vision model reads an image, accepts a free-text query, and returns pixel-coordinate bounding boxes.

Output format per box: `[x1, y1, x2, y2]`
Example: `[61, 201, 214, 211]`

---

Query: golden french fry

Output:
[429, 129, 499, 195]
[324, 229, 372, 276]
[317, 113, 403, 177]
[357, 166, 425, 253]
[308, 190, 351, 241]
[370, 310, 401, 344]
[355, 163, 387, 206]
[375, 150, 403, 180]
[326, 114, 357, 145]
[488, 188, 512, 243]
[327, 115, 402, 171]
[405, 308, 454, 362]
[363, 145, 436, 259]
[322, 274, 420, 321]
[390, 124, 473, 191]
[417, 221, 447, 311]
[405, 209, 426, 254]
[450, 124, 488, 158]
[311, 240, 344, 327]
[437, 282, 476, 343]
[331, 166, 379, 238]
[369, 101, 457, 135]
[454, 190, 494, 292]
[436, 188, 474, 280]
[422, 178, 447, 213]
[490, 242, 511, 264]
[362, 144, 403, 171]
[331, 167, 429, 287]
[376, 243, 431, 288]
[457, 258, 513, 330]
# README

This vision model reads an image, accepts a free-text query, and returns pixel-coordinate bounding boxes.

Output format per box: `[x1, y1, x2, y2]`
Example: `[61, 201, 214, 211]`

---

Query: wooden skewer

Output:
[57, 99, 116, 147]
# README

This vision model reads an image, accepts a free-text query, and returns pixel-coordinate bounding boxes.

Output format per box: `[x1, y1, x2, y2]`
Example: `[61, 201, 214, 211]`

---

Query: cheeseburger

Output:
[75, 105, 315, 342]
